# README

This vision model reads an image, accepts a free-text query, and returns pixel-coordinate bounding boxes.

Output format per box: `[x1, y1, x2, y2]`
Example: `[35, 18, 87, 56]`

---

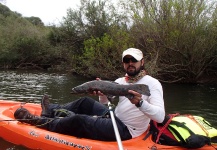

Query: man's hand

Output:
[91, 78, 104, 96]
[92, 90, 104, 96]
[128, 90, 142, 105]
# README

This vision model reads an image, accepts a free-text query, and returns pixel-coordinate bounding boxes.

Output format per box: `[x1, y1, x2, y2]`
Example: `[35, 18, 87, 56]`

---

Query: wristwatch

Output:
[135, 100, 143, 107]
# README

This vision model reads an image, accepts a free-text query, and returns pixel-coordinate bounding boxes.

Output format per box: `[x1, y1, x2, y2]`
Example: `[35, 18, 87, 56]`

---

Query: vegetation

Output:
[0, 0, 217, 83]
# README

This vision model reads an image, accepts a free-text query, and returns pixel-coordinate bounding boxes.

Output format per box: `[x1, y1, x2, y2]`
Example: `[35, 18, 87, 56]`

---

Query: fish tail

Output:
[141, 85, 151, 96]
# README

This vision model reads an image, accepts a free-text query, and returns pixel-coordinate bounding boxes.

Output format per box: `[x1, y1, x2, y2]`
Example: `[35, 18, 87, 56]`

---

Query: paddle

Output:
[108, 101, 124, 150]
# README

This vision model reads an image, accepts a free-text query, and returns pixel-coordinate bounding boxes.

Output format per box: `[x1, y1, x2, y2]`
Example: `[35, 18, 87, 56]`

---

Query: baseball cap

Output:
[122, 48, 143, 61]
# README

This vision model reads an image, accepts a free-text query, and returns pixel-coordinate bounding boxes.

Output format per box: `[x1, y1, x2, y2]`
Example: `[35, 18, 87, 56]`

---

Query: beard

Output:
[126, 65, 143, 76]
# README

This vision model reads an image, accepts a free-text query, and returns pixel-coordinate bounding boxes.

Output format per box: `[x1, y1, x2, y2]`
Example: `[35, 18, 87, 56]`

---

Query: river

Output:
[0, 70, 217, 150]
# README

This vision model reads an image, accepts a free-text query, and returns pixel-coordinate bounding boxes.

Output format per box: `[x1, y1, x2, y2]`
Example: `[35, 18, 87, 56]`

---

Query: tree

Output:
[0, 3, 11, 17]
[25, 16, 44, 26]
[57, 0, 133, 78]
[121, 0, 217, 83]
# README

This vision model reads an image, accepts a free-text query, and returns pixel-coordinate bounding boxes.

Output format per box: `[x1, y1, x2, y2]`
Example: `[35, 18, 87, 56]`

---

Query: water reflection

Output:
[0, 70, 217, 149]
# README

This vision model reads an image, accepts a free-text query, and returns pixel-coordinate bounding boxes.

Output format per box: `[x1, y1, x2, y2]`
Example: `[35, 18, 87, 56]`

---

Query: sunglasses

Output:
[123, 57, 138, 63]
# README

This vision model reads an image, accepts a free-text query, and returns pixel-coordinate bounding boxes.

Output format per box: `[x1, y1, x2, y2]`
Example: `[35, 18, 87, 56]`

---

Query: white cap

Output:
[122, 48, 143, 61]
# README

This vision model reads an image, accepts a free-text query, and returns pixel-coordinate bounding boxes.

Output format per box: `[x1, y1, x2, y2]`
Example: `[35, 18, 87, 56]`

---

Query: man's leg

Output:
[43, 97, 108, 117]
[14, 104, 132, 141]
[47, 114, 132, 141]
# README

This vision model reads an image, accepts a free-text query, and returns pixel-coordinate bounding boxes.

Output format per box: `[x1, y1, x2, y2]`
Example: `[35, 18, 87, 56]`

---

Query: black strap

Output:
[168, 120, 196, 145]
[168, 125, 186, 144]
[143, 131, 152, 140]
[170, 120, 195, 135]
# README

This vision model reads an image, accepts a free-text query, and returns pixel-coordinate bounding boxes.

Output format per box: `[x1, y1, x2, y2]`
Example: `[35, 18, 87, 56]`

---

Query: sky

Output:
[2, 0, 81, 25]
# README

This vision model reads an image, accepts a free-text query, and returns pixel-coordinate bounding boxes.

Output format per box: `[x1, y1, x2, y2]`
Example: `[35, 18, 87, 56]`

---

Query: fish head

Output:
[71, 83, 90, 94]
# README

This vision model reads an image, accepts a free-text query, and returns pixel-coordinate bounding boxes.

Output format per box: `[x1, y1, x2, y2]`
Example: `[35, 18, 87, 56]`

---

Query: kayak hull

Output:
[0, 100, 216, 150]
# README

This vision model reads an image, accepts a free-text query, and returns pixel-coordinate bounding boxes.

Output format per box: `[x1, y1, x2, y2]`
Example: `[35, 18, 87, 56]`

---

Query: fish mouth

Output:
[71, 89, 77, 94]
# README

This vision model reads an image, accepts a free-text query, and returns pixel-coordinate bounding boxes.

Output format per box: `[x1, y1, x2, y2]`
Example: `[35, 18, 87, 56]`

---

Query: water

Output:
[0, 70, 217, 150]
[163, 83, 217, 125]
[0, 70, 90, 104]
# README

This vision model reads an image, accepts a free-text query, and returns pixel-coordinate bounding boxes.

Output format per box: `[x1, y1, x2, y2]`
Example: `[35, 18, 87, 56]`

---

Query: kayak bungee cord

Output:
[0, 118, 53, 122]
[0, 117, 56, 127]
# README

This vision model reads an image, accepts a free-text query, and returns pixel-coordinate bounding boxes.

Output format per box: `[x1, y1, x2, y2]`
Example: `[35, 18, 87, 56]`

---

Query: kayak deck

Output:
[0, 100, 216, 150]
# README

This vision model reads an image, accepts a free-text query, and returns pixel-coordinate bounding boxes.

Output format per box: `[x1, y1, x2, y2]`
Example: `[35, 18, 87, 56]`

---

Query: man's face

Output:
[123, 55, 144, 76]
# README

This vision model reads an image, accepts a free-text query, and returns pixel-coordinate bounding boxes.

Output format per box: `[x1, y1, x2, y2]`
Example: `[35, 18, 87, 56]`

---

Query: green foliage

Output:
[61, 0, 129, 53]
[122, 0, 217, 83]
[0, 3, 11, 17]
[0, 0, 217, 83]
[24, 16, 44, 26]
[0, 4, 57, 69]
[76, 31, 134, 79]
[59, 0, 134, 79]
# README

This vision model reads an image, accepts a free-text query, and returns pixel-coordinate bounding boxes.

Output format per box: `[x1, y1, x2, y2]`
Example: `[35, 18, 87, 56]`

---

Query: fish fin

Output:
[107, 95, 116, 102]
[103, 80, 118, 84]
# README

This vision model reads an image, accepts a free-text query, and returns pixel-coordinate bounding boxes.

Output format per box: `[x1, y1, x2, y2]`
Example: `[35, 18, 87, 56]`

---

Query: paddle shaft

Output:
[108, 102, 124, 150]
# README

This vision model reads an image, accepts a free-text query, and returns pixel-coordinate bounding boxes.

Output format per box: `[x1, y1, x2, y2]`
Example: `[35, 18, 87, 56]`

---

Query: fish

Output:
[71, 80, 150, 100]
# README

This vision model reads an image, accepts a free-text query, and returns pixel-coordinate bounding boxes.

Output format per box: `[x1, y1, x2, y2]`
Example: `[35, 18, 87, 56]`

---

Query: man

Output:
[14, 48, 165, 141]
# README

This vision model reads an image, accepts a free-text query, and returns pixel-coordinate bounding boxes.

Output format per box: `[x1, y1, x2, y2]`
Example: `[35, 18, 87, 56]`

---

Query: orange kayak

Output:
[0, 100, 216, 150]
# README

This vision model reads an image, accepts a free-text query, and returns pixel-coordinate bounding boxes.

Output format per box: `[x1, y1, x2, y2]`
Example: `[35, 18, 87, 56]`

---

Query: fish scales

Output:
[71, 80, 151, 98]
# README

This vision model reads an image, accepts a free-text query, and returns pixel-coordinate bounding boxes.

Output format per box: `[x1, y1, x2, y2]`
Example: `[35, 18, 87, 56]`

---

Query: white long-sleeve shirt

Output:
[99, 75, 165, 138]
